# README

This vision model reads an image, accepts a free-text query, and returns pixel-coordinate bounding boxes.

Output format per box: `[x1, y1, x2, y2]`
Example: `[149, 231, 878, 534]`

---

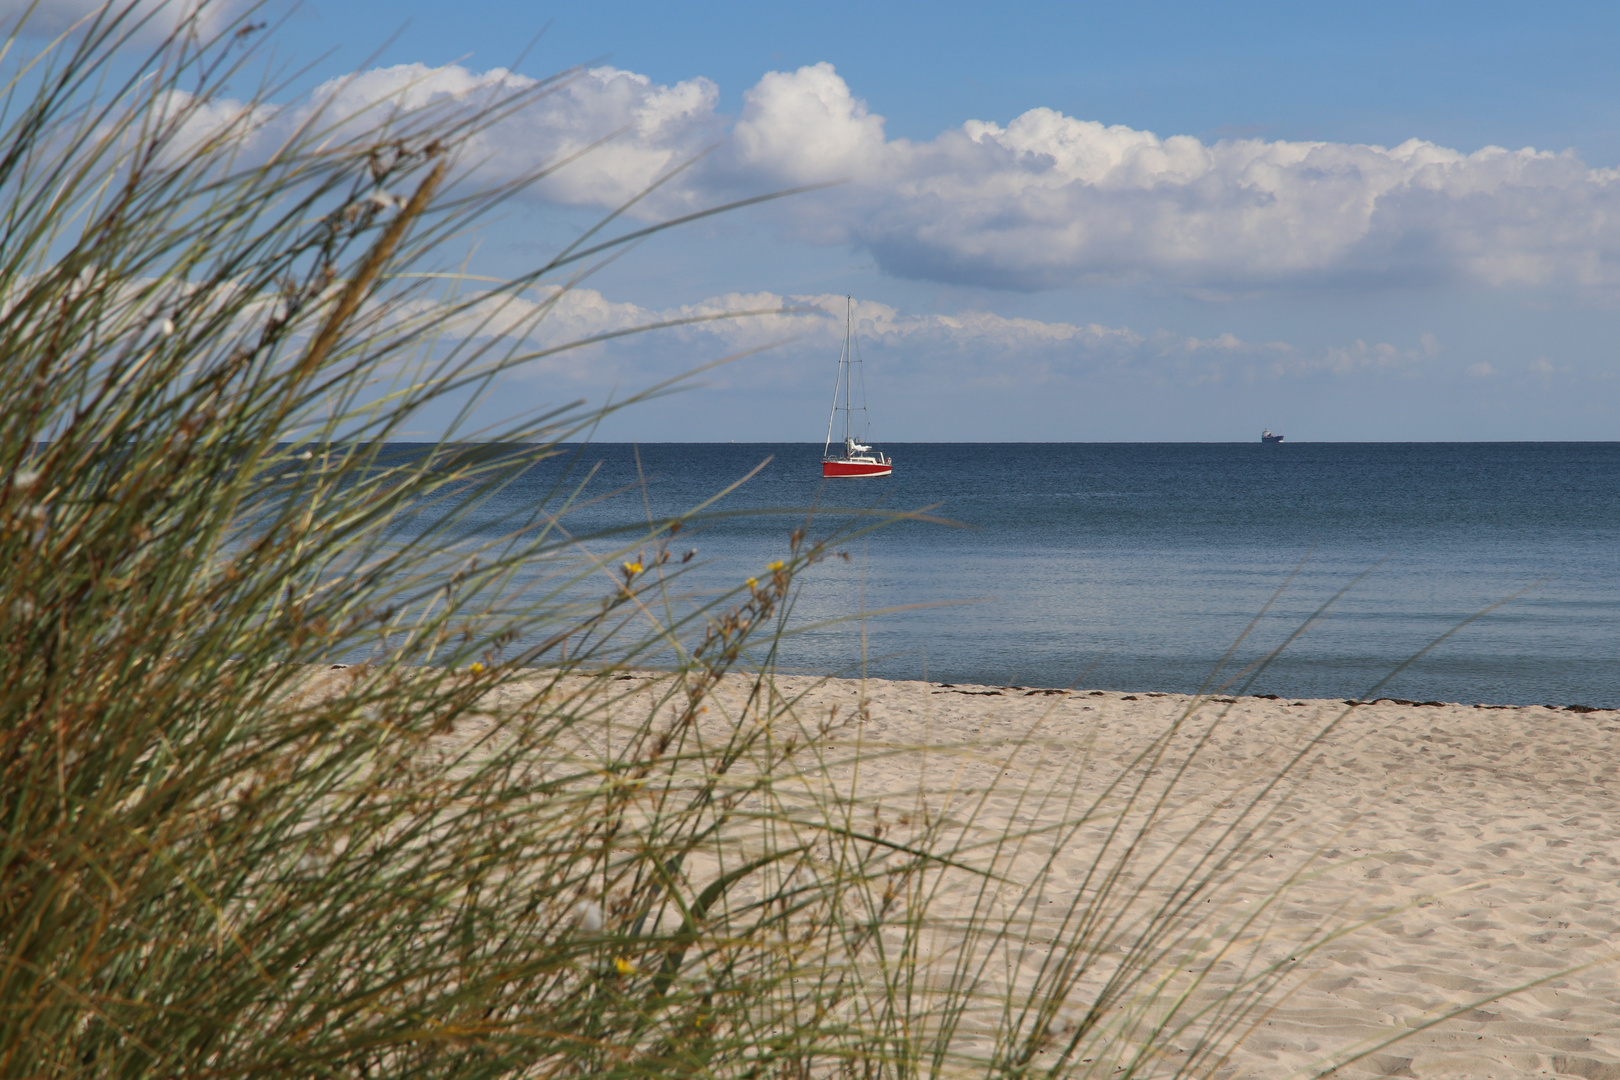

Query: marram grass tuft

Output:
[0, 4, 1451, 1078]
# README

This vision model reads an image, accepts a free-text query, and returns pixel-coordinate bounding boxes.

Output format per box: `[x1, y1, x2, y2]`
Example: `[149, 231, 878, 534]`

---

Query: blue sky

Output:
[25, 0, 1620, 440]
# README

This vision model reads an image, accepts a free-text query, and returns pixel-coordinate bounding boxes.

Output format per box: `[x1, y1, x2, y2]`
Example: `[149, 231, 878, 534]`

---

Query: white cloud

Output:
[1311, 335, 1438, 375]
[486, 59, 1620, 295]
[722, 66, 1620, 292]
[432, 287, 1135, 363]
[732, 62, 888, 185]
[136, 55, 1620, 304]
[0, 0, 245, 39]
[1468, 362, 1496, 377]
[1529, 356, 1555, 374]
[148, 55, 1620, 297]
[156, 61, 722, 216]
[453, 65, 723, 209]
[407, 284, 1437, 400]
[508, 61, 1620, 295]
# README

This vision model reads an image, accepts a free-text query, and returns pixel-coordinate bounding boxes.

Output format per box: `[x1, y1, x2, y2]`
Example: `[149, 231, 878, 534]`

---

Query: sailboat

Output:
[822, 297, 892, 478]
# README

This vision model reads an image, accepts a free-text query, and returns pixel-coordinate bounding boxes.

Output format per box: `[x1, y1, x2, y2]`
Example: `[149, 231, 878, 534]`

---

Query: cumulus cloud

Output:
[385, 59, 1620, 296]
[731, 62, 888, 185]
[720, 65, 1620, 293]
[467, 60, 1620, 294]
[160, 62, 723, 217]
[0, 0, 246, 39]
[142, 50, 1620, 307]
[154, 55, 1620, 296]
[442, 64, 723, 209]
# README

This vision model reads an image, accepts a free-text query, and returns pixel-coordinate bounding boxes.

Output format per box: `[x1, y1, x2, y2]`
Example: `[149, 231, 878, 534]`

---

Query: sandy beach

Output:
[455, 670, 1620, 1079]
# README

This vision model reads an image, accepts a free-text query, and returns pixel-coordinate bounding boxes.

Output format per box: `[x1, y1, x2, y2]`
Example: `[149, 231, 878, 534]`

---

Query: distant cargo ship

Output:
[1261, 430, 1284, 443]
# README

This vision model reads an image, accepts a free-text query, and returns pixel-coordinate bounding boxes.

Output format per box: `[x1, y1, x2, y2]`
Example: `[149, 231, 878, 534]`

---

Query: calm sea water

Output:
[436, 443, 1620, 707]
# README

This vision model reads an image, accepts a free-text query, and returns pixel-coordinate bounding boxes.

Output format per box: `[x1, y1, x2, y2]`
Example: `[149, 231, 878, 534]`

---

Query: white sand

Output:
[490, 671, 1620, 1079]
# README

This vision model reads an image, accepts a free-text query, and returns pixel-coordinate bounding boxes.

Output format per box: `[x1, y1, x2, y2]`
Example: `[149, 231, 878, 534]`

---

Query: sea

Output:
[428, 442, 1620, 708]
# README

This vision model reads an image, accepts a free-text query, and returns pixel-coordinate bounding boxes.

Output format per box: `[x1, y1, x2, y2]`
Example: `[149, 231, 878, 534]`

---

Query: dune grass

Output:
[0, 5, 1464, 1078]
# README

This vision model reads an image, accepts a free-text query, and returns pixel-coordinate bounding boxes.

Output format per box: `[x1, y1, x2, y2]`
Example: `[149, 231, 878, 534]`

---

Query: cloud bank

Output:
[426, 286, 1436, 394]
[176, 56, 1620, 297]
[724, 66, 1620, 293]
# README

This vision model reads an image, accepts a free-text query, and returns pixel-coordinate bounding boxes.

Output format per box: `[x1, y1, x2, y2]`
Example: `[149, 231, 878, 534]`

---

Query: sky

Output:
[20, 0, 1620, 441]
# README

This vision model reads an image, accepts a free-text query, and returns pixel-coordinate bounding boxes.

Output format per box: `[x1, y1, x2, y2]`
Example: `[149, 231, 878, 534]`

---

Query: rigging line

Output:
[842, 295, 853, 442]
[852, 307, 871, 440]
[824, 297, 851, 456]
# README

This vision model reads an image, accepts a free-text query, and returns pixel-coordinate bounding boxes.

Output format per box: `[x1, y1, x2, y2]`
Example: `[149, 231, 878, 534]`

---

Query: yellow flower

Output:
[467, 662, 484, 674]
[614, 956, 637, 976]
[622, 561, 643, 575]
[767, 560, 785, 572]
[745, 577, 758, 589]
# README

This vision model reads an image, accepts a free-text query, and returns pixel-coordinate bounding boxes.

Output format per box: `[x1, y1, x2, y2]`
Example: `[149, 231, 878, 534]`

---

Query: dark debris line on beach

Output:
[924, 685, 1616, 714]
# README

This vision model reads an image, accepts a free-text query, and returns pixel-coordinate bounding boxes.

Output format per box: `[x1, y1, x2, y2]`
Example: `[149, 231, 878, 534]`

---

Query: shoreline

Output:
[417, 664, 1620, 715]
[900, 678, 1620, 715]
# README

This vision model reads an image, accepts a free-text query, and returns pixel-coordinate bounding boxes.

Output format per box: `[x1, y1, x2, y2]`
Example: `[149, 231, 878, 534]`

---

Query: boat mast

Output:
[822, 296, 853, 457]
[841, 297, 852, 444]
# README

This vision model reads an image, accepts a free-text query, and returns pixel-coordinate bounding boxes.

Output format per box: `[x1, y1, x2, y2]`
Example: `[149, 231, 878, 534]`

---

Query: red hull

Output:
[823, 459, 892, 478]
